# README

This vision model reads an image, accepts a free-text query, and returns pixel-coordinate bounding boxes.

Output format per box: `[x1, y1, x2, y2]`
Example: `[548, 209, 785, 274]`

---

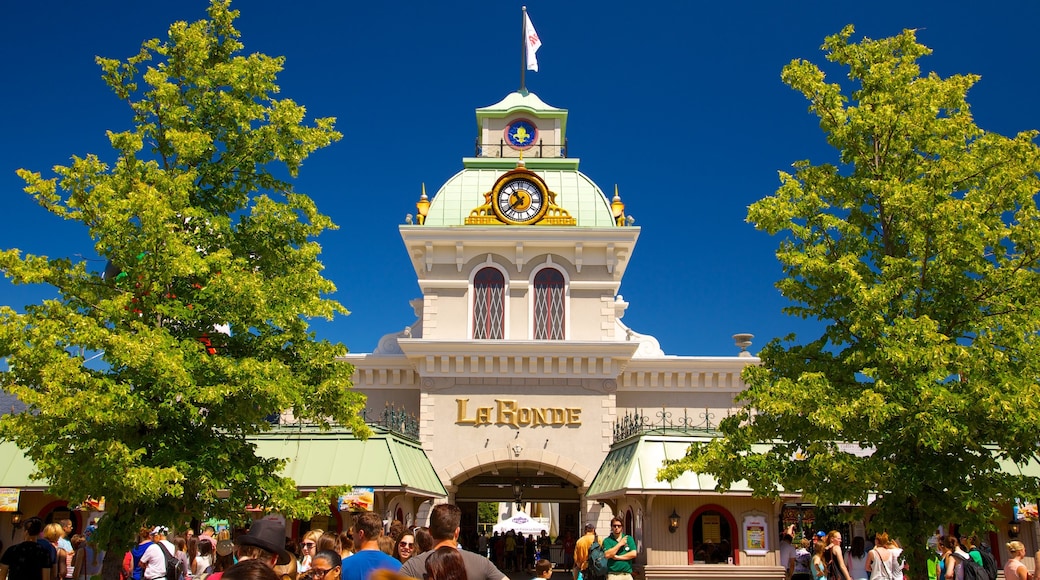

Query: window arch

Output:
[533, 267, 565, 339]
[472, 266, 505, 339]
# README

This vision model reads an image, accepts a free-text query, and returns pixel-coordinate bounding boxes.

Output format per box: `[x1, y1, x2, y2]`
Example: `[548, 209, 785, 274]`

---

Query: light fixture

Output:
[10, 510, 23, 541]
[1008, 519, 1021, 538]
[668, 509, 680, 534]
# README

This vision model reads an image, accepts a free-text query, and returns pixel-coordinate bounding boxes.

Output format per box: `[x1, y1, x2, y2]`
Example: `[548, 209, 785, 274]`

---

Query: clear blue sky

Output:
[2, 1, 1039, 357]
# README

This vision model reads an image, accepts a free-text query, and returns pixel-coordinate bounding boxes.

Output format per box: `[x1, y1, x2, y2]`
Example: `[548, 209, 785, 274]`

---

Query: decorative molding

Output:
[397, 340, 639, 379]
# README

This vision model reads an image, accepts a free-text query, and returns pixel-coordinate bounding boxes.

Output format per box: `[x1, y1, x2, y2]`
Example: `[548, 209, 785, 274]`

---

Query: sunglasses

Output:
[301, 542, 316, 548]
[311, 569, 333, 578]
[399, 541, 414, 548]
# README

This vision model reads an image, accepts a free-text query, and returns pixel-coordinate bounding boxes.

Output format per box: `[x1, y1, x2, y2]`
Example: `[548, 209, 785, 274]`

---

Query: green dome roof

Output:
[423, 160, 618, 227]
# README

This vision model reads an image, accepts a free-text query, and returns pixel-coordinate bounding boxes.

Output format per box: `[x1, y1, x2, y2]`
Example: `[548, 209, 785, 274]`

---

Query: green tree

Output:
[0, 2, 366, 577]
[661, 25, 1040, 578]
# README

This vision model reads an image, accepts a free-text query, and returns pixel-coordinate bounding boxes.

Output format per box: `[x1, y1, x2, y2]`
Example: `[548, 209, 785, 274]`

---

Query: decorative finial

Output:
[517, 151, 525, 168]
[611, 184, 626, 226]
[415, 183, 430, 225]
[405, 213, 413, 224]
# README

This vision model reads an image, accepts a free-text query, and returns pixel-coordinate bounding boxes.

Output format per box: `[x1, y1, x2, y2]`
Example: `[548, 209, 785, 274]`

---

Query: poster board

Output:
[742, 513, 769, 556]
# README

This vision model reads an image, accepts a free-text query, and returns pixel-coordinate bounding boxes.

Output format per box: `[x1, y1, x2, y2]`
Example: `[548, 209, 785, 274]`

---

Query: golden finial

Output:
[416, 183, 430, 225]
[611, 184, 626, 226]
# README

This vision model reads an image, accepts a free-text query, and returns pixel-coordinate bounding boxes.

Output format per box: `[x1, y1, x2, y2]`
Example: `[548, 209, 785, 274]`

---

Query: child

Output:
[533, 559, 553, 580]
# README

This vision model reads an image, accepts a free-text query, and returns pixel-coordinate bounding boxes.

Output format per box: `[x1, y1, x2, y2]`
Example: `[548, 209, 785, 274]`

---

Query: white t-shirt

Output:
[779, 541, 796, 572]
[140, 540, 176, 580]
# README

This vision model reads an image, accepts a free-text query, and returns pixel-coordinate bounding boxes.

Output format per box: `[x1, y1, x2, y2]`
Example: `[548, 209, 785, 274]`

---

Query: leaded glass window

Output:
[533, 268, 565, 340]
[473, 267, 505, 339]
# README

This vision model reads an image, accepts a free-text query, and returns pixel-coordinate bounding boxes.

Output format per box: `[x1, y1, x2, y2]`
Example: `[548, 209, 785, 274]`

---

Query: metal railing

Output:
[362, 404, 420, 440]
[475, 138, 568, 158]
[612, 407, 727, 443]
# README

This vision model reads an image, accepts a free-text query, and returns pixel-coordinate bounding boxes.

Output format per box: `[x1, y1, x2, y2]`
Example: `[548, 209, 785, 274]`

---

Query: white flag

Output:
[525, 12, 542, 72]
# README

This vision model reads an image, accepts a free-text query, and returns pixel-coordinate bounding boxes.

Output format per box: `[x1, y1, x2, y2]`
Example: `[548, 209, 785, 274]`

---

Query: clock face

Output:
[495, 178, 546, 225]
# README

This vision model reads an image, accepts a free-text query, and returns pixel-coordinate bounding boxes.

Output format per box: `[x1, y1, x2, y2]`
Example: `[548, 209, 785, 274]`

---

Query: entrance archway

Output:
[449, 457, 588, 571]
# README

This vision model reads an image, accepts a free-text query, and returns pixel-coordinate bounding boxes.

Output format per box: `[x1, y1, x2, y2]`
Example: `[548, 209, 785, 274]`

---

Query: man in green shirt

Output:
[601, 518, 637, 580]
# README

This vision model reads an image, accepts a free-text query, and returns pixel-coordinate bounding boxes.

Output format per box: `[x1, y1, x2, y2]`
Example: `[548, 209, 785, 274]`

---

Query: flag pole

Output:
[520, 5, 527, 93]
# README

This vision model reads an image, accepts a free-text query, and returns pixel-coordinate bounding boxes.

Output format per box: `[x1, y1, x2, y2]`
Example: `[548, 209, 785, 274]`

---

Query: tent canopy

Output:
[493, 511, 548, 537]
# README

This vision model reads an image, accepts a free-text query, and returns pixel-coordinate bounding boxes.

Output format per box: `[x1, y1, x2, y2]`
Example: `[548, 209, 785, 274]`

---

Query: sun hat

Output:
[234, 519, 290, 565]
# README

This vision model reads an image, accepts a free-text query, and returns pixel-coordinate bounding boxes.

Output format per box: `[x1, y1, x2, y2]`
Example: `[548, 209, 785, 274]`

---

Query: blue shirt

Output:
[340, 549, 401, 580]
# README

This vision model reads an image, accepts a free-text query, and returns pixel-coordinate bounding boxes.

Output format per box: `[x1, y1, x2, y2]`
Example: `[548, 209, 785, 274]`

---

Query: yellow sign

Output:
[456, 399, 581, 427]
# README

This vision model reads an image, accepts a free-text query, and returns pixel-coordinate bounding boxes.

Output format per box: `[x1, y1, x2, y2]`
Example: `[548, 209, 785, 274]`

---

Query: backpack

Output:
[586, 536, 610, 580]
[954, 552, 987, 580]
[156, 542, 185, 580]
[971, 547, 997, 580]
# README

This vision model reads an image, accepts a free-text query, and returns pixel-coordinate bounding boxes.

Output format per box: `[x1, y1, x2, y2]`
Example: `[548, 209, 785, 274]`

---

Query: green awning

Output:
[586, 431, 1040, 501]
[586, 431, 755, 500]
[252, 426, 446, 497]
[0, 426, 446, 499]
[0, 441, 46, 490]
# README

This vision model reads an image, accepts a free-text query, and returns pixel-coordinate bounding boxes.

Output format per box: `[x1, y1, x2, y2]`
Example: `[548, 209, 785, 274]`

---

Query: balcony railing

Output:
[476, 138, 568, 158]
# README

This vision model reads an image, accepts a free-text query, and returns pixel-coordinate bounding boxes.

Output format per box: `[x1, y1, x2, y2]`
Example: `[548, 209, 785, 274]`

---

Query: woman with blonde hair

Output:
[298, 530, 323, 574]
[44, 522, 69, 580]
[1006, 541, 1028, 580]
[824, 531, 852, 580]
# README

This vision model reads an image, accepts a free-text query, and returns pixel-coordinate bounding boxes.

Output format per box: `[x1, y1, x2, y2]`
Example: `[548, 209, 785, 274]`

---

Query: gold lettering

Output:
[458, 399, 582, 427]
[551, 408, 566, 424]
[532, 408, 548, 426]
[497, 399, 519, 427]
[566, 408, 581, 425]
[456, 399, 475, 424]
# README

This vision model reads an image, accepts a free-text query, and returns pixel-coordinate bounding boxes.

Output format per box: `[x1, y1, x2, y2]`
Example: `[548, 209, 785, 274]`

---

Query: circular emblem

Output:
[504, 118, 538, 150]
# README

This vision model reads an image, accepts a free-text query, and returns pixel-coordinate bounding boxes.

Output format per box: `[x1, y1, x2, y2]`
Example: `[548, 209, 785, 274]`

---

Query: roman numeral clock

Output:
[466, 164, 576, 226]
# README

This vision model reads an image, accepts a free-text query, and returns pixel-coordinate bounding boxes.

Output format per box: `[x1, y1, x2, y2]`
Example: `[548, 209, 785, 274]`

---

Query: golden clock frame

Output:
[465, 168, 576, 226]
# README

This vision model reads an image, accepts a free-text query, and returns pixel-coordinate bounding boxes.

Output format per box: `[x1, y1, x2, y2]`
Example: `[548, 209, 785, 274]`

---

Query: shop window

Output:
[689, 505, 738, 565]
[473, 267, 505, 339]
[533, 268, 565, 339]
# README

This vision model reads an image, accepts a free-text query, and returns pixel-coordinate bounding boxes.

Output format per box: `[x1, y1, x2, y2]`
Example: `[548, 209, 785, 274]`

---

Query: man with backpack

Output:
[572, 524, 596, 580]
[138, 528, 178, 580]
[602, 518, 637, 580]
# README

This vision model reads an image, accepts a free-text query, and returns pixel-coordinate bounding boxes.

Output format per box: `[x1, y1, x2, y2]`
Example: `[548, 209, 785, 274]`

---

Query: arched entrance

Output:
[450, 458, 586, 571]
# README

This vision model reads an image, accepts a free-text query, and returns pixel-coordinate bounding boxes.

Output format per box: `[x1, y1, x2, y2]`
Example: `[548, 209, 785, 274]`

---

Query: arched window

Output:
[473, 267, 505, 339]
[533, 268, 565, 339]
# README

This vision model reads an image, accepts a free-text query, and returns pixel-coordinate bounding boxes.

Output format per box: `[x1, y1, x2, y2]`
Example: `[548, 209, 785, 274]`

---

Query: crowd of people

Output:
[777, 528, 1015, 580]
[0, 504, 658, 580]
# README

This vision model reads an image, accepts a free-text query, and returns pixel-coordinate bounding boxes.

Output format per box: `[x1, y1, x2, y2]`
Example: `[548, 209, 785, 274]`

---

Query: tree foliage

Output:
[0, 0, 366, 571]
[661, 25, 1040, 578]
